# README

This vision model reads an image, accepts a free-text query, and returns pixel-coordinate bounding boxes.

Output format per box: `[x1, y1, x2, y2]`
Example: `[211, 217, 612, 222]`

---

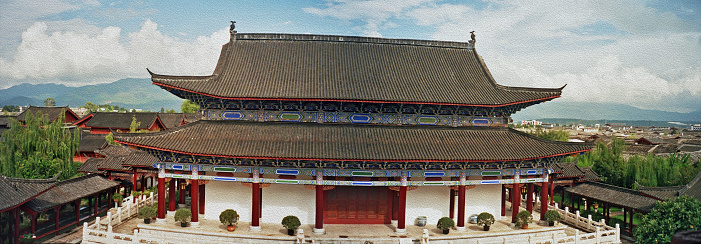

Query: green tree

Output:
[671, 128, 677, 135]
[181, 100, 200, 113]
[105, 132, 117, 145]
[0, 112, 80, 180]
[130, 115, 141, 133]
[166, 109, 177, 113]
[2, 105, 19, 112]
[43, 97, 56, 106]
[81, 102, 100, 112]
[530, 128, 569, 142]
[635, 196, 701, 244]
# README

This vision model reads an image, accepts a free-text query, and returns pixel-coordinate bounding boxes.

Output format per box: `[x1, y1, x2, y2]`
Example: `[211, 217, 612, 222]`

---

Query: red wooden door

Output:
[325, 186, 391, 224]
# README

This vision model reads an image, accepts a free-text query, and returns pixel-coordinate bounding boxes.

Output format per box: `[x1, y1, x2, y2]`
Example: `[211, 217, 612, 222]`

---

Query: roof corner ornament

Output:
[470, 31, 476, 43]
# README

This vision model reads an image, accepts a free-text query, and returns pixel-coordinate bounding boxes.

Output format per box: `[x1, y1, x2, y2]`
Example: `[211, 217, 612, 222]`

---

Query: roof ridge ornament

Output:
[230, 21, 237, 41]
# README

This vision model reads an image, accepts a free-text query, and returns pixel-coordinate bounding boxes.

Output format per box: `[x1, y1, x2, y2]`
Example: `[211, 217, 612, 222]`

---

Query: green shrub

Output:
[137, 205, 157, 220]
[544, 210, 561, 222]
[515, 210, 533, 228]
[112, 194, 123, 201]
[437, 217, 455, 230]
[635, 196, 701, 244]
[281, 215, 301, 230]
[477, 212, 495, 226]
[174, 209, 191, 223]
[219, 209, 239, 226]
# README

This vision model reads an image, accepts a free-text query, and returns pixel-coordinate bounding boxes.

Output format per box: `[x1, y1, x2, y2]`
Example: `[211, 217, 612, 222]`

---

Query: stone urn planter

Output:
[415, 216, 427, 227]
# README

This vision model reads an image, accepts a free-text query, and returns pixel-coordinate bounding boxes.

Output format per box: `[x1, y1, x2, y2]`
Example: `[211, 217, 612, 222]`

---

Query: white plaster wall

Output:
[204, 182, 315, 225]
[260, 184, 315, 225]
[405, 186, 450, 226]
[203, 181, 251, 222]
[464, 184, 501, 221]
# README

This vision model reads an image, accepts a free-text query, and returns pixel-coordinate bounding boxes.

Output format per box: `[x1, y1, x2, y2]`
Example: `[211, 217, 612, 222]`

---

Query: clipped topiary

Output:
[137, 205, 157, 223]
[477, 212, 495, 230]
[174, 208, 192, 226]
[544, 210, 561, 226]
[515, 210, 533, 229]
[219, 209, 239, 227]
[282, 215, 301, 230]
[437, 217, 455, 230]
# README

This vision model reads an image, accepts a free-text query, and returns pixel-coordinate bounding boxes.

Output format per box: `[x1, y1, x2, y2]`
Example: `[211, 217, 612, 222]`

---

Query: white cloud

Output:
[0, 20, 230, 87]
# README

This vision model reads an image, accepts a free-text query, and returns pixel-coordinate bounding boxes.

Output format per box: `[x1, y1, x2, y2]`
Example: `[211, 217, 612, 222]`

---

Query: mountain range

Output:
[1, 79, 700, 123]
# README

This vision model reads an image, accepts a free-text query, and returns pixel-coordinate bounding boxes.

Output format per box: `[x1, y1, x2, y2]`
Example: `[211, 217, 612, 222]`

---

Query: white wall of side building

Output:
[204, 180, 252, 222]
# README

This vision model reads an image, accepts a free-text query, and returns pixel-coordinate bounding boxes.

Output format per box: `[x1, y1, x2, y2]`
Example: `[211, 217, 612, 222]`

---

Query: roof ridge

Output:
[233, 33, 475, 50]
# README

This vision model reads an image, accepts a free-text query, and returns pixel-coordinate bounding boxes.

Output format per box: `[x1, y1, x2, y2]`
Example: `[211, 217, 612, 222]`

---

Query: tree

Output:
[44, 97, 56, 107]
[2, 105, 19, 112]
[130, 115, 141, 133]
[81, 102, 100, 112]
[671, 128, 677, 135]
[181, 100, 200, 113]
[635, 196, 701, 244]
[0, 112, 80, 180]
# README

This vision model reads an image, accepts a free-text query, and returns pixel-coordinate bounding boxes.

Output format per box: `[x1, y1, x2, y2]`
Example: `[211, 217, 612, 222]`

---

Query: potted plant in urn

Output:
[477, 212, 495, 231]
[137, 205, 157, 224]
[112, 194, 123, 207]
[174, 209, 192, 227]
[219, 209, 240, 231]
[515, 210, 533, 229]
[437, 217, 455, 234]
[544, 210, 561, 226]
[281, 215, 301, 236]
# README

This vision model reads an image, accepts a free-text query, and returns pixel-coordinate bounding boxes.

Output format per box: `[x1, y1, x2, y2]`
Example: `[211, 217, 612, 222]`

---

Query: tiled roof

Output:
[679, 170, 701, 202]
[151, 33, 563, 107]
[551, 162, 585, 178]
[78, 132, 107, 152]
[114, 120, 592, 162]
[81, 112, 161, 130]
[579, 167, 601, 182]
[16, 106, 77, 123]
[0, 115, 15, 126]
[118, 150, 160, 167]
[636, 183, 682, 201]
[158, 113, 185, 129]
[566, 181, 657, 212]
[97, 155, 133, 172]
[0, 174, 58, 211]
[635, 137, 665, 145]
[78, 158, 105, 174]
[183, 113, 200, 123]
[25, 174, 119, 212]
[95, 144, 133, 157]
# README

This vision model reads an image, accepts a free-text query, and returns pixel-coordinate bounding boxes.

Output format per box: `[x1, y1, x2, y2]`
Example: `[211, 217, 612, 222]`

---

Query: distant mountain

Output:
[512, 101, 701, 123]
[0, 78, 183, 111]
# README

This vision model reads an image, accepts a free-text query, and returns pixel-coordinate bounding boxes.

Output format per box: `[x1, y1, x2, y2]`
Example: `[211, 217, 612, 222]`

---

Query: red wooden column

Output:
[178, 179, 186, 206]
[511, 172, 521, 223]
[75, 200, 80, 222]
[501, 182, 507, 217]
[14, 208, 20, 244]
[457, 173, 467, 231]
[628, 209, 634, 236]
[549, 174, 555, 206]
[449, 188, 455, 219]
[190, 167, 199, 227]
[94, 194, 99, 215]
[526, 182, 534, 213]
[54, 206, 60, 234]
[31, 214, 37, 237]
[132, 168, 138, 203]
[199, 183, 205, 215]
[157, 165, 166, 222]
[168, 176, 176, 212]
[313, 172, 324, 234]
[396, 174, 408, 234]
[140, 175, 146, 192]
[251, 169, 261, 231]
[540, 174, 549, 221]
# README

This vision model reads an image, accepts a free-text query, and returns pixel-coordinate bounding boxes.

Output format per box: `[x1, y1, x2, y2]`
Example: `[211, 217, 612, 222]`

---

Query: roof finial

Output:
[470, 31, 475, 43]
[230, 21, 237, 34]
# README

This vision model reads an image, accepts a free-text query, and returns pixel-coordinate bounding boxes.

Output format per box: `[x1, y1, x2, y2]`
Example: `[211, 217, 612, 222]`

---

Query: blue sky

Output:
[0, 0, 700, 113]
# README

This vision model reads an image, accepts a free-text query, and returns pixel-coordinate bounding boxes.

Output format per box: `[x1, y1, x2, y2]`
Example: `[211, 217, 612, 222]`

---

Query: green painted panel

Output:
[280, 113, 301, 120]
[481, 171, 501, 176]
[214, 167, 236, 172]
[418, 117, 437, 124]
[352, 171, 373, 177]
[422, 182, 445, 185]
[275, 179, 299, 184]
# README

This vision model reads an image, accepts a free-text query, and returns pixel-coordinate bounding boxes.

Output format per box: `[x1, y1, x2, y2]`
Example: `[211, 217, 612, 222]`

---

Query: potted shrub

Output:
[477, 212, 495, 231]
[219, 209, 240, 232]
[281, 215, 301, 236]
[112, 194, 124, 207]
[515, 210, 533, 229]
[544, 210, 561, 226]
[437, 217, 455, 234]
[174, 209, 191, 227]
[137, 205, 157, 224]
